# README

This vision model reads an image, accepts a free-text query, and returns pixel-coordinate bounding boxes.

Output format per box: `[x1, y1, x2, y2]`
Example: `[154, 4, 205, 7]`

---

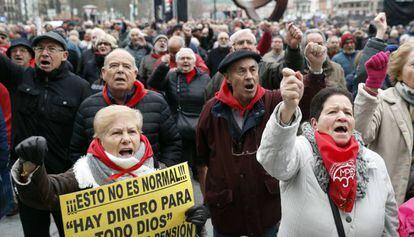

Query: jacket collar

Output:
[211, 99, 265, 140]
[35, 62, 68, 83]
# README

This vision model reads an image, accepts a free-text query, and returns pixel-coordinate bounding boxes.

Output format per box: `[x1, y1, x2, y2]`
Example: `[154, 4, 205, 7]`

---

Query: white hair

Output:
[128, 28, 145, 39]
[229, 29, 256, 45]
[175, 48, 196, 62]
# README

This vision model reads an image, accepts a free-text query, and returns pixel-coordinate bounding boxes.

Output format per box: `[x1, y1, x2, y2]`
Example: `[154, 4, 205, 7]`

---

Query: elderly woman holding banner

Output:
[256, 67, 398, 236]
[11, 105, 208, 233]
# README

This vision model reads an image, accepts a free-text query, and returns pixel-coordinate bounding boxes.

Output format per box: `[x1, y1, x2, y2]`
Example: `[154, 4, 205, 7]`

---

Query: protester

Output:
[257, 86, 398, 236]
[0, 31, 90, 237]
[300, 28, 346, 89]
[205, 24, 303, 99]
[148, 48, 210, 178]
[327, 35, 341, 59]
[262, 35, 285, 63]
[70, 48, 182, 169]
[124, 28, 152, 69]
[196, 49, 326, 237]
[81, 34, 118, 93]
[11, 105, 209, 235]
[206, 31, 231, 76]
[354, 44, 414, 205]
[153, 36, 209, 75]
[6, 38, 34, 67]
[0, 106, 12, 220]
[0, 27, 9, 55]
[353, 12, 389, 95]
[139, 34, 168, 87]
[332, 33, 359, 88]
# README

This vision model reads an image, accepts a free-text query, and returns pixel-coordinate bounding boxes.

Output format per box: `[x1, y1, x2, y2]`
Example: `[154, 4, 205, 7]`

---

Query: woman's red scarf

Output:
[102, 80, 147, 107]
[87, 134, 154, 181]
[215, 79, 265, 116]
[183, 68, 197, 84]
[315, 131, 359, 212]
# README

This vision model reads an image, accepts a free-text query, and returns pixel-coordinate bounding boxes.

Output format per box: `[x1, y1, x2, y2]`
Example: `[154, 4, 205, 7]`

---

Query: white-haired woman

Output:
[148, 48, 210, 179]
[82, 33, 118, 93]
[11, 105, 209, 234]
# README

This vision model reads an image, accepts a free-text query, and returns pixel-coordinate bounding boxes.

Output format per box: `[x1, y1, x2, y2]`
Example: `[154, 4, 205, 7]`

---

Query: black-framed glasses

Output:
[33, 46, 64, 54]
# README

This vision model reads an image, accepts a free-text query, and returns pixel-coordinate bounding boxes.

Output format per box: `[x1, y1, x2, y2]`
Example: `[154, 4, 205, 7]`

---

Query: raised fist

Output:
[15, 136, 48, 166]
[285, 23, 303, 49]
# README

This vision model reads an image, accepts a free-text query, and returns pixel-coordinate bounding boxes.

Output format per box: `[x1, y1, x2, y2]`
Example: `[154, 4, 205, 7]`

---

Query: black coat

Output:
[0, 54, 91, 174]
[69, 90, 182, 167]
[148, 65, 210, 140]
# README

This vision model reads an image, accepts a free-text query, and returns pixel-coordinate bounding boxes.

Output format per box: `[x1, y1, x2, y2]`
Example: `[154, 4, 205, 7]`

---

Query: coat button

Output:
[216, 203, 220, 207]
[240, 174, 244, 178]
[26, 88, 30, 91]
[346, 216, 352, 223]
[63, 101, 67, 105]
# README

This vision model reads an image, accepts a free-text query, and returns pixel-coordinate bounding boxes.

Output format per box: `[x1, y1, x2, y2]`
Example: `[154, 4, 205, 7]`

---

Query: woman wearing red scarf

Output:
[148, 48, 210, 179]
[10, 105, 209, 234]
[257, 84, 398, 236]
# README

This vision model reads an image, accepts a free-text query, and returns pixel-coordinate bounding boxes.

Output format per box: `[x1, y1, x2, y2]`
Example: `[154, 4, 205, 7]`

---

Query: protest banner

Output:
[59, 162, 196, 237]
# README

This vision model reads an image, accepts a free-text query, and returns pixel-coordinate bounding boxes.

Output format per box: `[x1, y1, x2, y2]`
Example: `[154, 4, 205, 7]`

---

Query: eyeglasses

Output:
[33, 46, 64, 53]
[97, 42, 111, 47]
[235, 39, 254, 46]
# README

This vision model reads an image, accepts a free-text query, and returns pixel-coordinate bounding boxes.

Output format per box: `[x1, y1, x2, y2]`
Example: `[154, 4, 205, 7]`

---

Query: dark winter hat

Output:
[218, 50, 261, 74]
[153, 34, 168, 45]
[6, 38, 35, 58]
[32, 31, 67, 50]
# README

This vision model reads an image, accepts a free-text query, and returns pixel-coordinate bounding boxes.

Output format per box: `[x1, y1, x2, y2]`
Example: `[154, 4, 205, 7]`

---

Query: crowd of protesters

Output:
[1, 11, 414, 237]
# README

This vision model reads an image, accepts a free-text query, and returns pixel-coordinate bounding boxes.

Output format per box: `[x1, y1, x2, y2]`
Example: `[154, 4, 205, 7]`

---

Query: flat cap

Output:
[218, 50, 261, 74]
[32, 31, 67, 50]
[6, 38, 35, 58]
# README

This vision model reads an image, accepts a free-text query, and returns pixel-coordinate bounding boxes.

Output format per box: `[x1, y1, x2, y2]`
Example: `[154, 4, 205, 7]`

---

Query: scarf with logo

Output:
[301, 122, 369, 212]
[87, 134, 153, 181]
[215, 79, 265, 116]
[102, 80, 147, 107]
[315, 131, 358, 212]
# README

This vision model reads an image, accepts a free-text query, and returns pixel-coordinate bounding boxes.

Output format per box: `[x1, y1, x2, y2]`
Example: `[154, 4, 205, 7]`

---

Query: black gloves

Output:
[185, 204, 210, 227]
[15, 136, 48, 165]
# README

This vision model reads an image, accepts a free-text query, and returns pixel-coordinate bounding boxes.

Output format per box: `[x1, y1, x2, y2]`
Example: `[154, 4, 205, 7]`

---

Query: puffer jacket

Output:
[69, 89, 182, 167]
[0, 54, 91, 174]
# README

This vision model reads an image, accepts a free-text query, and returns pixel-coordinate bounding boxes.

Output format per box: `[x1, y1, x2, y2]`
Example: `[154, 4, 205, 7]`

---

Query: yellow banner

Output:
[59, 162, 196, 237]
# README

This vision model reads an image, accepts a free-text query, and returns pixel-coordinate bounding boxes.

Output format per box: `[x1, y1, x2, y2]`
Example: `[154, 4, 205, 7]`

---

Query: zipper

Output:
[41, 77, 48, 112]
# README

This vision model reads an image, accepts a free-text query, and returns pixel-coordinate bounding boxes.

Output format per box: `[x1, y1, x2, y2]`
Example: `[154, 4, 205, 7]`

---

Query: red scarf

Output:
[151, 53, 163, 59]
[215, 79, 265, 116]
[102, 80, 147, 107]
[184, 68, 197, 84]
[87, 134, 154, 181]
[315, 131, 359, 212]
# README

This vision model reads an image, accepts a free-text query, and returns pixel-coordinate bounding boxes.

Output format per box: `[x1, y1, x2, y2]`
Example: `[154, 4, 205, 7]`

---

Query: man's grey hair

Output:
[104, 48, 137, 70]
[175, 48, 196, 62]
[230, 29, 257, 45]
[301, 29, 326, 49]
[168, 36, 186, 48]
[128, 28, 144, 39]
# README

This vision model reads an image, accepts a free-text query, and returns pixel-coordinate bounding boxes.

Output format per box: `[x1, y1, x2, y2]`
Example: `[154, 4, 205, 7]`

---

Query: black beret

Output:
[218, 50, 261, 74]
[32, 31, 67, 51]
[6, 37, 35, 58]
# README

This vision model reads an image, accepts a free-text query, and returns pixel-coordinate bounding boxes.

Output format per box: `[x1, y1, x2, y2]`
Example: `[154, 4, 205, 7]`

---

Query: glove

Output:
[15, 136, 48, 166]
[185, 204, 210, 227]
[365, 51, 390, 89]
